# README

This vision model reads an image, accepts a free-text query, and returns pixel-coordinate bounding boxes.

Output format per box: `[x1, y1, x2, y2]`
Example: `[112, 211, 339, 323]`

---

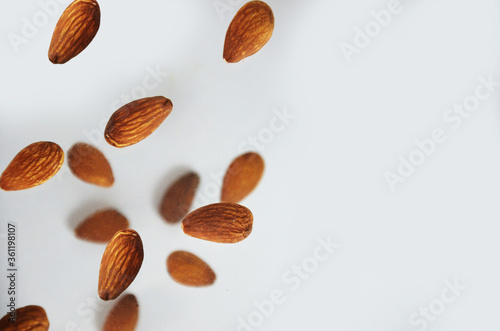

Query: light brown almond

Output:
[160, 172, 200, 224]
[105, 96, 173, 148]
[103, 294, 139, 331]
[48, 0, 100, 64]
[68, 142, 114, 187]
[0, 141, 64, 191]
[223, 1, 274, 63]
[221, 152, 264, 203]
[75, 209, 129, 243]
[167, 251, 216, 287]
[182, 202, 253, 243]
[0, 305, 49, 330]
[99, 229, 144, 301]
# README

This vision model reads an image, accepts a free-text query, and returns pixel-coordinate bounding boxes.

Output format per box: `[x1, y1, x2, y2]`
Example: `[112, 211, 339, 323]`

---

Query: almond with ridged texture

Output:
[103, 294, 139, 331]
[99, 229, 144, 300]
[223, 1, 274, 63]
[48, 0, 100, 64]
[0, 141, 64, 191]
[167, 251, 216, 286]
[0, 305, 49, 330]
[105, 96, 173, 148]
[160, 172, 199, 224]
[221, 152, 264, 203]
[75, 209, 129, 243]
[182, 202, 253, 243]
[68, 142, 114, 187]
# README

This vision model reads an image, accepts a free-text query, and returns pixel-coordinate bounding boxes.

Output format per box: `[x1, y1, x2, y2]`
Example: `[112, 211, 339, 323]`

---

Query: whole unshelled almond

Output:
[167, 251, 216, 287]
[223, 1, 274, 63]
[0, 305, 49, 331]
[0, 141, 64, 191]
[68, 142, 114, 187]
[105, 96, 173, 148]
[182, 202, 253, 243]
[48, 0, 100, 64]
[75, 209, 129, 243]
[99, 229, 144, 300]
[160, 172, 200, 224]
[103, 294, 139, 331]
[221, 152, 264, 203]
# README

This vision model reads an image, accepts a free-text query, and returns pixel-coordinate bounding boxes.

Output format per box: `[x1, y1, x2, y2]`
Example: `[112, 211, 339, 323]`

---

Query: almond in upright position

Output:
[99, 229, 144, 300]
[182, 202, 253, 243]
[0, 305, 49, 330]
[75, 209, 129, 243]
[68, 142, 114, 187]
[221, 152, 264, 203]
[0, 141, 64, 191]
[103, 294, 139, 331]
[167, 251, 216, 286]
[48, 0, 100, 64]
[223, 1, 274, 63]
[160, 172, 200, 224]
[105, 96, 173, 148]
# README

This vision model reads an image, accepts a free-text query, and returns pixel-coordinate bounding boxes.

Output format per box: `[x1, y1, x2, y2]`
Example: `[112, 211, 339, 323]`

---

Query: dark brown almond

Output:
[48, 0, 100, 64]
[0, 305, 49, 330]
[68, 142, 114, 187]
[105, 96, 173, 148]
[221, 152, 264, 203]
[182, 202, 253, 243]
[167, 251, 216, 287]
[99, 229, 144, 301]
[103, 294, 139, 331]
[0, 141, 64, 191]
[223, 1, 274, 63]
[160, 172, 200, 224]
[75, 209, 129, 243]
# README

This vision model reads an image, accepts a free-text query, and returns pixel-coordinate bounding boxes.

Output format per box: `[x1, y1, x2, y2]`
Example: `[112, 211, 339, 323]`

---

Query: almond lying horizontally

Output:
[68, 142, 114, 187]
[0, 305, 49, 330]
[167, 251, 216, 287]
[160, 171, 200, 224]
[75, 209, 129, 243]
[221, 152, 264, 203]
[103, 294, 139, 331]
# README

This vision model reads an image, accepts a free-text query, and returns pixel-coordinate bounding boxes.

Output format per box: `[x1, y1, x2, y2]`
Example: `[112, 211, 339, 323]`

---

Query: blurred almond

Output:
[103, 294, 139, 331]
[75, 209, 129, 243]
[160, 172, 199, 224]
[0, 141, 64, 191]
[167, 251, 216, 287]
[68, 142, 114, 187]
[0, 305, 49, 330]
[221, 152, 264, 203]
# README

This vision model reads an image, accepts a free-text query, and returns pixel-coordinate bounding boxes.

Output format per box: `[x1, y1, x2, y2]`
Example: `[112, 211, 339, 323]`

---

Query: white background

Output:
[1, 0, 500, 330]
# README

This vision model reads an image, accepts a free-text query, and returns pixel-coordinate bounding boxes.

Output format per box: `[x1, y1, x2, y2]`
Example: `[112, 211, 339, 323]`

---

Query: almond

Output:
[48, 0, 100, 64]
[167, 251, 216, 287]
[99, 229, 144, 300]
[223, 1, 274, 63]
[0, 141, 64, 191]
[0, 305, 49, 330]
[68, 142, 114, 187]
[105, 96, 173, 148]
[75, 209, 129, 243]
[103, 294, 139, 331]
[182, 202, 253, 243]
[221, 152, 264, 203]
[160, 172, 200, 224]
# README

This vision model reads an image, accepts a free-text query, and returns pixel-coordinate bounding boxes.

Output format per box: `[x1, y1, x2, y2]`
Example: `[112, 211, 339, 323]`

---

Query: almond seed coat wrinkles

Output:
[0, 305, 49, 330]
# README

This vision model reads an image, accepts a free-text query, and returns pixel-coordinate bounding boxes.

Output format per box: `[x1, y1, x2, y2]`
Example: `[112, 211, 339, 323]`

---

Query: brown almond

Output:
[160, 172, 200, 224]
[99, 229, 144, 300]
[167, 251, 216, 287]
[48, 0, 100, 64]
[221, 152, 264, 203]
[105, 96, 173, 148]
[182, 202, 253, 243]
[103, 294, 139, 331]
[223, 1, 274, 63]
[0, 305, 49, 330]
[0, 141, 64, 191]
[75, 209, 129, 243]
[68, 142, 114, 187]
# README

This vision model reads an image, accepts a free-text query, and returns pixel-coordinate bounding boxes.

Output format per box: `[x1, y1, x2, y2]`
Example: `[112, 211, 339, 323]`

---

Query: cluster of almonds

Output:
[0, 0, 274, 329]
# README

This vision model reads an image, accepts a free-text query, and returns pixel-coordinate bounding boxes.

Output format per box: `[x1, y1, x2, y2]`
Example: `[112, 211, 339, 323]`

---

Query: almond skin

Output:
[68, 142, 114, 187]
[221, 152, 264, 203]
[99, 229, 144, 301]
[75, 209, 129, 243]
[105, 96, 173, 148]
[48, 0, 100, 64]
[103, 294, 139, 331]
[182, 202, 253, 243]
[0, 141, 64, 191]
[223, 1, 274, 63]
[160, 172, 200, 224]
[0, 305, 49, 330]
[167, 251, 216, 287]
